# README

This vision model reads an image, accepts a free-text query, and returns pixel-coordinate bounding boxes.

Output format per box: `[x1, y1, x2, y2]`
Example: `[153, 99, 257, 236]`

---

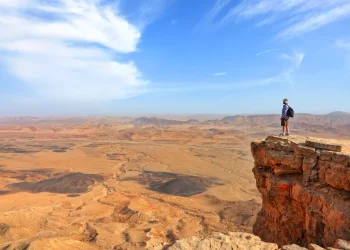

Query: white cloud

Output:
[0, 0, 31, 8]
[256, 49, 279, 56]
[219, 0, 303, 24]
[0, 0, 151, 101]
[212, 72, 227, 76]
[207, 0, 232, 22]
[133, 0, 173, 29]
[278, 3, 350, 38]
[199, 0, 232, 28]
[216, 0, 350, 39]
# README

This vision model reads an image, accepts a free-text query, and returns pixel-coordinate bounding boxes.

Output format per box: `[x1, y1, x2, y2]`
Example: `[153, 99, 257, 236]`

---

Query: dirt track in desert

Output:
[0, 115, 349, 249]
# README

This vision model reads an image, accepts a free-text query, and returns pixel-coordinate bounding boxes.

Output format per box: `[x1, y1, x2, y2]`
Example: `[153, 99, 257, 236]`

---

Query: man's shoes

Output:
[286, 133, 290, 136]
[279, 133, 285, 136]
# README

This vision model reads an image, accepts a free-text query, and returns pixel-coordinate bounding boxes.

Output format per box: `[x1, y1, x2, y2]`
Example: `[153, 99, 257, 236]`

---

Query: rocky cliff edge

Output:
[251, 135, 350, 248]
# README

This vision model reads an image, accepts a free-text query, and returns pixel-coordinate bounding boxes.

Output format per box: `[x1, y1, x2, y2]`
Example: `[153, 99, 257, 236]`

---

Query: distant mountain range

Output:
[132, 117, 200, 126]
[221, 112, 350, 124]
[1, 112, 349, 128]
[130, 113, 350, 131]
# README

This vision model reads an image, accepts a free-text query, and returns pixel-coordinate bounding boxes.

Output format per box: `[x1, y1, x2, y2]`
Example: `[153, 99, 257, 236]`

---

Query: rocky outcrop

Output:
[251, 136, 350, 248]
[149, 232, 279, 250]
[149, 232, 350, 250]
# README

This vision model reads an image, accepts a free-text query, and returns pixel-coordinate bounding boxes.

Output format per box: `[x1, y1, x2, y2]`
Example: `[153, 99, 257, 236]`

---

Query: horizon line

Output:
[0, 111, 348, 119]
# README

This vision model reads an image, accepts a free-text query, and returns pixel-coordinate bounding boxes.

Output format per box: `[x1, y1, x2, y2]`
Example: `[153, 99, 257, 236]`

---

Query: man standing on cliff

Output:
[280, 98, 290, 136]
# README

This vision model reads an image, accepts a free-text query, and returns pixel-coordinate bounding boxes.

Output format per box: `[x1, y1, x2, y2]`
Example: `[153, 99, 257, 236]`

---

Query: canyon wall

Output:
[251, 136, 350, 247]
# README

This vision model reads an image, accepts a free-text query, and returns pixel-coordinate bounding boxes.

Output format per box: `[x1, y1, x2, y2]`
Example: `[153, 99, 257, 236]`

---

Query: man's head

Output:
[283, 98, 288, 104]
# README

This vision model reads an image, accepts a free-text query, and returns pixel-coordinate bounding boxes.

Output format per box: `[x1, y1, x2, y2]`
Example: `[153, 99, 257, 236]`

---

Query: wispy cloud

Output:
[281, 51, 305, 68]
[278, 3, 350, 38]
[256, 49, 279, 56]
[280, 51, 305, 84]
[0, 0, 168, 102]
[199, 0, 232, 28]
[213, 72, 227, 76]
[208, 0, 232, 21]
[209, 0, 350, 39]
[133, 0, 173, 29]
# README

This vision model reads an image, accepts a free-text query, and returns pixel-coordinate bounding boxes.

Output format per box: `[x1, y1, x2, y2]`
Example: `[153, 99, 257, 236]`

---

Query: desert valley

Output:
[0, 113, 349, 249]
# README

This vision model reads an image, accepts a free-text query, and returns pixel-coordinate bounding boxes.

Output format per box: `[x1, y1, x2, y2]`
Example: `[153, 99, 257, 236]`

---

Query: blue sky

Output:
[0, 0, 350, 115]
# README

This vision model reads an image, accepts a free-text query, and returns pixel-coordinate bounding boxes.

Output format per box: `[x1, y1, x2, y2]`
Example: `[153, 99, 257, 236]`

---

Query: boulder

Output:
[282, 244, 308, 250]
[334, 239, 350, 250]
[305, 139, 342, 152]
[308, 244, 326, 250]
[150, 232, 278, 250]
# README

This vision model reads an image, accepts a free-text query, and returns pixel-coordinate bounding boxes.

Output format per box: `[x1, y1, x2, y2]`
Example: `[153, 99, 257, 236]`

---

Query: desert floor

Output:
[0, 117, 349, 249]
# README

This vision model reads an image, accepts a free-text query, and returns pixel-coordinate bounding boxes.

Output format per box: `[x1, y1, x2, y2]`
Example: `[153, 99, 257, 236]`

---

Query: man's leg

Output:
[286, 125, 289, 134]
[280, 119, 286, 136]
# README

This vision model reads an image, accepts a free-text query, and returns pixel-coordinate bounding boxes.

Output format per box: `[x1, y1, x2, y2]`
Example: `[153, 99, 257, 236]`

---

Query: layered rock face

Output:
[251, 136, 350, 247]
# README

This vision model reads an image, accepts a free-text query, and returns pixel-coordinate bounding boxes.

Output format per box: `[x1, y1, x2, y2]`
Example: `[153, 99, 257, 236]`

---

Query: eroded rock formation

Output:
[149, 231, 350, 250]
[149, 232, 279, 250]
[251, 136, 350, 247]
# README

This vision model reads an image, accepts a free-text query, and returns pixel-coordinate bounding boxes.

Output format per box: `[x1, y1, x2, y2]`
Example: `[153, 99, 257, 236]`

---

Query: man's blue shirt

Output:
[282, 104, 289, 119]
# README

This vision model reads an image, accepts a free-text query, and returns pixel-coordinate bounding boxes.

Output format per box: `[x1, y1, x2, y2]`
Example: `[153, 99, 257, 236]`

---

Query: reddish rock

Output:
[317, 160, 350, 191]
[251, 136, 350, 248]
[252, 137, 303, 175]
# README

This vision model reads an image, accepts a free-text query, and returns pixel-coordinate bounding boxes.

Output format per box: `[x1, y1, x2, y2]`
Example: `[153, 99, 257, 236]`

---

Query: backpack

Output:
[287, 105, 295, 118]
